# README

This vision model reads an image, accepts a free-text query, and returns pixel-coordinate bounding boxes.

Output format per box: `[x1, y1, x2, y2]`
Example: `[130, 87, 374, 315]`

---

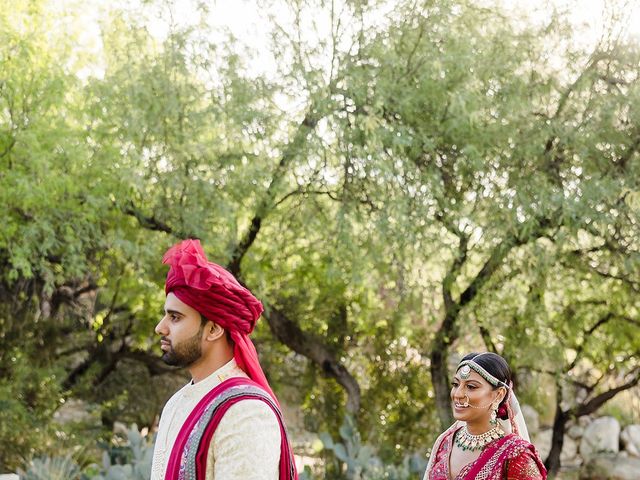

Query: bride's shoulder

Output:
[505, 448, 547, 479]
[503, 437, 547, 480]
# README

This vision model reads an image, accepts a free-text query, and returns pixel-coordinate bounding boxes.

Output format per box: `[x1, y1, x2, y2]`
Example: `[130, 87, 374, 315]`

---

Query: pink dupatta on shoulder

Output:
[423, 426, 546, 480]
[461, 433, 546, 480]
[165, 377, 297, 480]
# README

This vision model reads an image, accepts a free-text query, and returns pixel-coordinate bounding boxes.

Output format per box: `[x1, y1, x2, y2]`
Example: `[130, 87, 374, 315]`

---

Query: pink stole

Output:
[165, 376, 297, 480]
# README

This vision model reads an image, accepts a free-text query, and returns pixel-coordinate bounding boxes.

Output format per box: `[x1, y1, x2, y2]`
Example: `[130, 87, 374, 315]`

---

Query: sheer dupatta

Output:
[165, 377, 297, 480]
[422, 422, 461, 480]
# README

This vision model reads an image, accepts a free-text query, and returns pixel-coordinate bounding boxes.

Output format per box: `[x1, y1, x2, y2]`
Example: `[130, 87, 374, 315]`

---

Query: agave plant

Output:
[18, 455, 82, 480]
[320, 415, 427, 480]
[90, 424, 153, 480]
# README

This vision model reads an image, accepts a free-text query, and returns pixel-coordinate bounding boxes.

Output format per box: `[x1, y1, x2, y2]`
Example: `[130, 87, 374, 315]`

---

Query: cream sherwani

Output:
[151, 359, 281, 480]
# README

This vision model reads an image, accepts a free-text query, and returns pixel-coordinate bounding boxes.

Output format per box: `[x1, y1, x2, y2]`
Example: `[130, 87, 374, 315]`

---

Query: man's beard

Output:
[161, 325, 204, 367]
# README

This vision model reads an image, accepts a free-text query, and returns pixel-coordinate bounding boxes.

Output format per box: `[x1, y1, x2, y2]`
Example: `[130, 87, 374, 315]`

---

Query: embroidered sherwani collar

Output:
[184, 359, 245, 399]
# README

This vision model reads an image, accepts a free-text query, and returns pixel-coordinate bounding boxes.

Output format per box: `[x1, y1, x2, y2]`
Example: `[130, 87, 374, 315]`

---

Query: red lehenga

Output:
[423, 424, 546, 480]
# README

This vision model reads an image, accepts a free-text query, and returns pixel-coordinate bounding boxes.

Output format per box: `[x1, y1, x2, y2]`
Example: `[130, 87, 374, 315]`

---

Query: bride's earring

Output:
[490, 402, 498, 426]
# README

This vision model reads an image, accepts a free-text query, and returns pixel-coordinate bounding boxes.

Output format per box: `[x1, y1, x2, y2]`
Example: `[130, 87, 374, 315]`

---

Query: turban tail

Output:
[162, 239, 278, 405]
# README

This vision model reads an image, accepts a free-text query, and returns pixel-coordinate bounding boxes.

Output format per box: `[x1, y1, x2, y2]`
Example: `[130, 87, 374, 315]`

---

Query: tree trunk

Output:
[545, 404, 568, 477]
[430, 343, 454, 429]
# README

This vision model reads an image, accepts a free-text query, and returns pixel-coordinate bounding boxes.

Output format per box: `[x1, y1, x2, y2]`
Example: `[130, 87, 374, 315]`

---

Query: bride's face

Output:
[450, 369, 502, 424]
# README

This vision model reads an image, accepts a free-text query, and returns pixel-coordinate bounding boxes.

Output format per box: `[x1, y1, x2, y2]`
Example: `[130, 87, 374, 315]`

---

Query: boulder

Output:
[621, 424, 640, 458]
[521, 405, 540, 436]
[579, 416, 620, 457]
[532, 429, 552, 460]
[52, 398, 94, 424]
[0, 475, 19, 480]
[580, 454, 640, 480]
[531, 429, 578, 464]
[567, 424, 584, 440]
[562, 435, 579, 463]
[578, 415, 592, 427]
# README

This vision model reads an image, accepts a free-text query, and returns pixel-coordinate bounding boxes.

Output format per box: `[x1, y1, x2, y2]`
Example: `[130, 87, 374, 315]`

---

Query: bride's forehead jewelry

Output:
[457, 357, 510, 389]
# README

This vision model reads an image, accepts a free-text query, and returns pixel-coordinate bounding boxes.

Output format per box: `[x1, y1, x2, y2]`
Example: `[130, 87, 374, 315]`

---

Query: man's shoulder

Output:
[208, 394, 283, 477]
[220, 397, 280, 429]
[212, 397, 282, 453]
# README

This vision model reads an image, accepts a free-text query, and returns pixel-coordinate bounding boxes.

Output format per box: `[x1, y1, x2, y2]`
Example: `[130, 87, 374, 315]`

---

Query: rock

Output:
[521, 405, 540, 435]
[580, 416, 620, 457]
[578, 415, 592, 427]
[532, 429, 578, 464]
[563, 455, 583, 469]
[52, 398, 93, 424]
[580, 454, 640, 480]
[533, 429, 552, 460]
[621, 424, 640, 458]
[567, 424, 584, 440]
[562, 435, 579, 463]
[0, 475, 19, 480]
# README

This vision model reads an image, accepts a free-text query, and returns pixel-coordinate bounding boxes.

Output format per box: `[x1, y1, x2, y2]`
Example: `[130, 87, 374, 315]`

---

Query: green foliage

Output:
[15, 425, 153, 480]
[91, 424, 153, 480]
[1, 0, 640, 474]
[319, 415, 427, 480]
[0, 347, 66, 470]
[18, 455, 82, 480]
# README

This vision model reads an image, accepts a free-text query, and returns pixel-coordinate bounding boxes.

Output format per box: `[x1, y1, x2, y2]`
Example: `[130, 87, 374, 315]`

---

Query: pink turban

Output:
[162, 239, 278, 404]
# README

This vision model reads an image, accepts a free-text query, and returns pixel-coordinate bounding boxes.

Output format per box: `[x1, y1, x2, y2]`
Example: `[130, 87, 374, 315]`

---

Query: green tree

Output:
[1, 0, 640, 476]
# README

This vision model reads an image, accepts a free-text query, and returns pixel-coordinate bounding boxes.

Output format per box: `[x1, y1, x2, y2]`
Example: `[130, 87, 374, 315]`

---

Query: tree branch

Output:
[571, 367, 640, 417]
[264, 306, 361, 414]
[617, 132, 640, 172]
[121, 201, 197, 239]
[438, 213, 469, 314]
[459, 237, 523, 309]
[568, 312, 614, 371]
[227, 108, 320, 276]
[0, 136, 16, 160]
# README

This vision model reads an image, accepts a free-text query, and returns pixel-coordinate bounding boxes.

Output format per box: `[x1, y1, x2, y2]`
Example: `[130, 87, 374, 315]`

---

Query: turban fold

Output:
[163, 239, 278, 404]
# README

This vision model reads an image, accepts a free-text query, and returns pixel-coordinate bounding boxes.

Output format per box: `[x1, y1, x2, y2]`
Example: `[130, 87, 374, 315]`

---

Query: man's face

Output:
[155, 293, 205, 367]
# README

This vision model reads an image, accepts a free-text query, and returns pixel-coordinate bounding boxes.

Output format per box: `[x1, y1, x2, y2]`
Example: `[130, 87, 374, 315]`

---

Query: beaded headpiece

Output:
[456, 353, 510, 390]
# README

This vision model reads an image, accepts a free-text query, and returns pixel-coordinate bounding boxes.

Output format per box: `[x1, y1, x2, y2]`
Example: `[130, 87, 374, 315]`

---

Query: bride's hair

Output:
[460, 352, 511, 418]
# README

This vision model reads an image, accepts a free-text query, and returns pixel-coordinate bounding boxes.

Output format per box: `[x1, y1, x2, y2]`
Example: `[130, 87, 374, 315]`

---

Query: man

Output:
[150, 239, 297, 480]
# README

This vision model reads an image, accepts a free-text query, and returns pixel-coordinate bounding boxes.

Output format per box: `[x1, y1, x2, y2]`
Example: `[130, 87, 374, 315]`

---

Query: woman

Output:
[423, 352, 547, 480]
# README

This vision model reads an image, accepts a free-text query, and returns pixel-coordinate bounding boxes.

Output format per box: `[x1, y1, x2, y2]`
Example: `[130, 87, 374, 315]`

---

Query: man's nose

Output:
[155, 317, 167, 335]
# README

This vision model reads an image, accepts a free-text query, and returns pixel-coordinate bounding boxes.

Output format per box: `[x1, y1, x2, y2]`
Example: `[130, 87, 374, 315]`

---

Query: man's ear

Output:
[204, 321, 226, 342]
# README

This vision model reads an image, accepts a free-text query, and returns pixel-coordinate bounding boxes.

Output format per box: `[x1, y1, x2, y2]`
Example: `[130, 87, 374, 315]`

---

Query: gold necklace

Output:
[454, 425, 505, 452]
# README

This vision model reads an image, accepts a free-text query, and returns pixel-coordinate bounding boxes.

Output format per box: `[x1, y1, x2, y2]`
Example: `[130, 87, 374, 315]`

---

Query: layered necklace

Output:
[454, 425, 505, 452]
